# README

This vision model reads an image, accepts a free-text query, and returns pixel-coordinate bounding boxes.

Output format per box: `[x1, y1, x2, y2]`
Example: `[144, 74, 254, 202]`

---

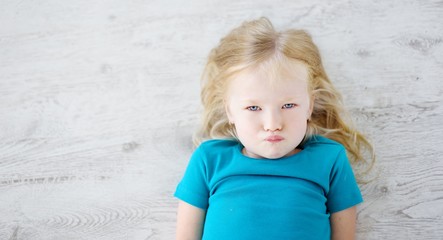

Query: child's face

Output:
[225, 62, 313, 159]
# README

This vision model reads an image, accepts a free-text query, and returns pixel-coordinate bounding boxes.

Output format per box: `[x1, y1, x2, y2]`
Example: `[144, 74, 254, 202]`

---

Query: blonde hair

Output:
[195, 17, 375, 179]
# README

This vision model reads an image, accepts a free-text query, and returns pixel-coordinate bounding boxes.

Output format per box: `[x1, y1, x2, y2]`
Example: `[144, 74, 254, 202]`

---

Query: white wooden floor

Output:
[1, 0, 442, 239]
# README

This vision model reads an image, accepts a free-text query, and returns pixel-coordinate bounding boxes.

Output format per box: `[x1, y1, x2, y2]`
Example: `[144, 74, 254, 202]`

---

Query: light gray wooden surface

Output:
[1, 0, 442, 239]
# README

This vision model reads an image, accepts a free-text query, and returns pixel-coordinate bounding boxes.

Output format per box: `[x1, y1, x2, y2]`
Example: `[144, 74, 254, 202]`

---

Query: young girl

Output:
[174, 17, 374, 240]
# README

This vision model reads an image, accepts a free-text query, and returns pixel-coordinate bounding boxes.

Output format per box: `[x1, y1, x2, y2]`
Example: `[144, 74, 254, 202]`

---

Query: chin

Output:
[264, 152, 287, 159]
[267, 148, 299, 159]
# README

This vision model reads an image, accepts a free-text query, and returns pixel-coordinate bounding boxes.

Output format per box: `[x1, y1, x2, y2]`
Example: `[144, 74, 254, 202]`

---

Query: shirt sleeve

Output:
[174, 146, 210, 210]
[326, 149, 363, 213]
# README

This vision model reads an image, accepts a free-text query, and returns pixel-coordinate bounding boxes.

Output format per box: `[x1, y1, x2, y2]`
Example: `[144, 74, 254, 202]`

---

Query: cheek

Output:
[299, 105, 312, 119]
[285, 111, 309, 127]
[234, 115, 259, 131]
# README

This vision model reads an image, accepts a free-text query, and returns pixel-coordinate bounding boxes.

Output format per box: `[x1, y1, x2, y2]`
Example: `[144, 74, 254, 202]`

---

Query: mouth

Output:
[265, 135, 284, 143]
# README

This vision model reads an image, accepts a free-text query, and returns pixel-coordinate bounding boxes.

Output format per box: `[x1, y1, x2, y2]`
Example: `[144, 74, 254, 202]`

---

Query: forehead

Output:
[257, 57, 309, 86]
[226, 59, 310, 98]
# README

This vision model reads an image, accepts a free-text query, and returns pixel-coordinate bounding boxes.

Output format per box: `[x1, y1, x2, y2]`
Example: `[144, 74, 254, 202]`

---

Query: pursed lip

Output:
[265, 135, 284, 142]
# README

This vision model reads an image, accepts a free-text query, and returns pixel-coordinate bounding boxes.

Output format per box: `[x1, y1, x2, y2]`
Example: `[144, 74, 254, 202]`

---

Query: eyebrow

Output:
[281, 97, 301, 102]
[237, 96, 301, 103]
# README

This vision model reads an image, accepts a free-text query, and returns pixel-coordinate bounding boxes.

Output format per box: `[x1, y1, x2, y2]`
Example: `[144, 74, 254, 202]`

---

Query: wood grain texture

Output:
[1, 0, 442, 239]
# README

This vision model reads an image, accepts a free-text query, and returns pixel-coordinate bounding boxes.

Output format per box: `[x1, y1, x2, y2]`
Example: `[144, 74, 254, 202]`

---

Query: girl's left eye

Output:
[282, 103, 296, 109]
[246, 106, 261, 111]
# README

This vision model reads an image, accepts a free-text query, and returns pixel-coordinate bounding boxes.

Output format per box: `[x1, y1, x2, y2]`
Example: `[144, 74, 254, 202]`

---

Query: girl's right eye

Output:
[246, 106, 261, 111]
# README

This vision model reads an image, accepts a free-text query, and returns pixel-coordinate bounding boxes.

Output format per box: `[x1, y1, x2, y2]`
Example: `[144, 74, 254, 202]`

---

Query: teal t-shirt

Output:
[174, 135, 362, 239]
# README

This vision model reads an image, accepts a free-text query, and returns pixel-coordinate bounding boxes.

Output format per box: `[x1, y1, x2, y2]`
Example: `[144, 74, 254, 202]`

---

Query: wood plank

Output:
[0, 0, 442, 239]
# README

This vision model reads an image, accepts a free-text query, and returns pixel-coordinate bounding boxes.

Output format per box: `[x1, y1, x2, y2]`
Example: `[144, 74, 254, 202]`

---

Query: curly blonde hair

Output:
[195, 17, 374, 178]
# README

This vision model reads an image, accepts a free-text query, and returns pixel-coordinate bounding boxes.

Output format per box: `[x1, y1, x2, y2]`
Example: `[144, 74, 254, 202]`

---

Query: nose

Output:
[263, 109, 282, 132]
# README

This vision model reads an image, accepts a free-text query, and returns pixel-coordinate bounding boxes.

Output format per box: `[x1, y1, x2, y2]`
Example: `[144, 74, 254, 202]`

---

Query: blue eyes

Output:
[282, 103, 296, 109]
[246, 106, 261, 111]
[246, 104, 296, 111]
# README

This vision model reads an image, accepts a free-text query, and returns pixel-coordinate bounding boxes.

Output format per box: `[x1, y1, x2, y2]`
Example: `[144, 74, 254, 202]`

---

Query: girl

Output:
[174, 17, 374, 240]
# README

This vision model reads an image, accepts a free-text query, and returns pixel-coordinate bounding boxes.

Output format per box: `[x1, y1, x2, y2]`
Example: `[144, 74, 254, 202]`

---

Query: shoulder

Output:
[302, 135, 347, 166]
[194, 138, 240, 160]
[303, 135, 345, 152]
[198, 138, 239, 150]
[192, 139, 240, 177]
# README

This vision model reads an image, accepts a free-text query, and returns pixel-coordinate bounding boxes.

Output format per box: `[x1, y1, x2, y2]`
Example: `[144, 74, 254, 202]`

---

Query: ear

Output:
[224, 100, 235, 124]
[307, 95, 315, 119]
